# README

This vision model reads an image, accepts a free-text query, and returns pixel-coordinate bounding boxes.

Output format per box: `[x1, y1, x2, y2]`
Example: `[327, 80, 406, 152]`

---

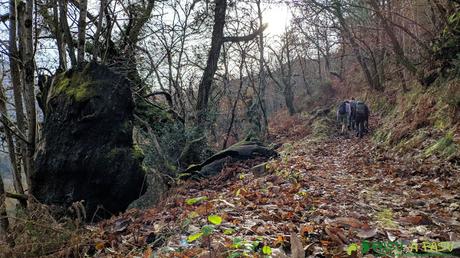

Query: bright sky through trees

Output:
[264, 3, 291, 36]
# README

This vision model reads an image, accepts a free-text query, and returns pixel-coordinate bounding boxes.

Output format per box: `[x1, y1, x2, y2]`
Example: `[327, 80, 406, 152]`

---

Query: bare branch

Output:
[223, 24, 268, 43]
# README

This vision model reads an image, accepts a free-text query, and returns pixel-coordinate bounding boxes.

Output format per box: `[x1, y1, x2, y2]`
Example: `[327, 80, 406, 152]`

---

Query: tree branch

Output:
[144, 91, 173, 108]
[0, 14, 9, 23]
[223, 24, 268, 43]
[5, 192, 28, 202]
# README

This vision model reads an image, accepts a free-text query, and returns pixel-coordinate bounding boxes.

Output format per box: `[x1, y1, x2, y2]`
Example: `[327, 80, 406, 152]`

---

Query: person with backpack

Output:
[337, 100, 350, 134]
[354, 101, 369, 138]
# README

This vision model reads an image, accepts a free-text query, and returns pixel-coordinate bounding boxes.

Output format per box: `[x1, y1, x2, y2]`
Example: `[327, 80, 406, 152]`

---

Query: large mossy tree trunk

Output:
[32, 63, 146, 220]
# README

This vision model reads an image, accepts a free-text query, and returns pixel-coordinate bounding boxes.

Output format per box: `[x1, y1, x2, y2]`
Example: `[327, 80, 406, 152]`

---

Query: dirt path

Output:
[290, 135, 460, 256]
[94, 120, 460, 257]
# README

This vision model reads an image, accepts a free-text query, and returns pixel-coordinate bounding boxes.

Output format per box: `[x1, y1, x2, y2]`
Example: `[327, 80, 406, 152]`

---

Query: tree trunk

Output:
[0, 174, 9, 240]
[9, 0, 30, 189]
[284, 32, 296, 115]
[368, 0, 418, 76]
[195, 0, 227, 126]
[59, 0, 77, 67]
[92, 0, 105, 61]
[256, 0, 269, 136]
[333, 2, 383, 91]
[298, 56, 311, 95]
[194, 0, 265, 126]
[284, 86, 296, 115]
[0, 83, 25, 203]
[223, 50, 245, 149]
[77, 0, 88, 65]
[317, 47, 322, 80]
[53, 0, 67, 69]
[117, 0, 155, 89]
[18, 0, 36, 187]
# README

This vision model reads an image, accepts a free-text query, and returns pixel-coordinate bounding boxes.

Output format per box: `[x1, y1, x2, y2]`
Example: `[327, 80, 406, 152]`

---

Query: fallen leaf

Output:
[185, 196, 208, 205]
[187, 232, 203, 242]
[262, 245, 272, 255]
[95, 242, 105, 250]
[357, 228, 377, 239]
[325, 226, 347, 245]
[301, 225, 315, 235]
[274, 235, 286, 247]
[208, 215, 222, 225]
[386, 231, 397, 241]
[333, 217, 364, 228]
[143, 246, 152, 258]
[110, 218, 130, 233]
[398, 215, 432, 225]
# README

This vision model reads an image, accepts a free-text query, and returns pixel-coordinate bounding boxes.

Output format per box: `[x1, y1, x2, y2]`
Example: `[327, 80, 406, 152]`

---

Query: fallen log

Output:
[179, 140, 278, 179]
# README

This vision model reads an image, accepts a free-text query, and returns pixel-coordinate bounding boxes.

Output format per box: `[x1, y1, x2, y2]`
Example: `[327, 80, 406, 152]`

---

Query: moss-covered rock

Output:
[32, 63, 147, 220]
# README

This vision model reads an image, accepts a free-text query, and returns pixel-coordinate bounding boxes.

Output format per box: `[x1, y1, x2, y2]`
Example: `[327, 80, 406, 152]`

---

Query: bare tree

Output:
[331, 1, 383, 91]
[222, 43, 249, 149]
[367, 0, 418, 76]
[195, 0, 266, 126]
[266, 29, 297, 115]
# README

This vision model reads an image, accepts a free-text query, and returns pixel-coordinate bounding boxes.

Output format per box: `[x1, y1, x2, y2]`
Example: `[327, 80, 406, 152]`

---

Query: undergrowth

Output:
[372, 79, 459, 163]
[0, 199, 92, 257]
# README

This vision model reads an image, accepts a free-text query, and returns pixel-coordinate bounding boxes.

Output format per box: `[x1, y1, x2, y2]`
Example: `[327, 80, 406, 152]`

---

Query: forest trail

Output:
[93, 115, 460, 257]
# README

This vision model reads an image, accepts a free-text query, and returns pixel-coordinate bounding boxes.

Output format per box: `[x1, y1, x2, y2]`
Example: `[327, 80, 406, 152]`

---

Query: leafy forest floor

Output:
[84, 113, 460, 258]
[2, 113, 459, 258]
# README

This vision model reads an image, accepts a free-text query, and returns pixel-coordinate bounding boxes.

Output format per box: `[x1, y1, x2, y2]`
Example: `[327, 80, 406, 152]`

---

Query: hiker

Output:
[349, 97, 357, 130]
[354, 101, 369, 138]
[336, 100, 350, 134]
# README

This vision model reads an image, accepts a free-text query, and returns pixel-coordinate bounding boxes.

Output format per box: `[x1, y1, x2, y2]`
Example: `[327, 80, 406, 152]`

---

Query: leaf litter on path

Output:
[89, 116, 460, 257]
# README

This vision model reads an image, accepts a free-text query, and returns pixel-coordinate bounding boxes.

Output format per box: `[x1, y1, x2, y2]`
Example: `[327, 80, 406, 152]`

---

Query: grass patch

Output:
[375, 209, 398, 229]
[394, 130, 428, 153]
[424, 131, 458, 159]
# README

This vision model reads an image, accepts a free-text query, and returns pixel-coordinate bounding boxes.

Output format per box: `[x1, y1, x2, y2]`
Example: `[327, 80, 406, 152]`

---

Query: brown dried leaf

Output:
[398, 215, 432, 225]
[357, 228, 377, 239]
[333, 217, 364, 228]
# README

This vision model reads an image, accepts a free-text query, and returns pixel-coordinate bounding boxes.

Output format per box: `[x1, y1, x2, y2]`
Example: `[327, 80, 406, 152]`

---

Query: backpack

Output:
[355, 102, 367, 116]
[338, 102, 347, 114]
[350, 101, 357, 113]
